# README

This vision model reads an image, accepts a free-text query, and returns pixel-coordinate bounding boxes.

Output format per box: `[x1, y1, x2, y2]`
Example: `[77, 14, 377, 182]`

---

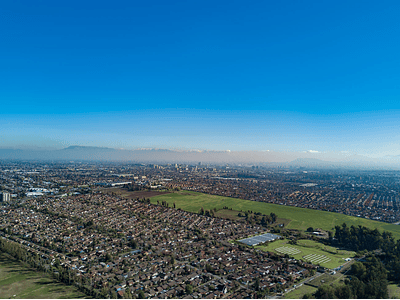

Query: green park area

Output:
[284, 284, 317, 299]
[255, 238, 355, 269]
[388, 283, 400, 299]
[0, 253, 88, 299]
[150, 191, 400, 240]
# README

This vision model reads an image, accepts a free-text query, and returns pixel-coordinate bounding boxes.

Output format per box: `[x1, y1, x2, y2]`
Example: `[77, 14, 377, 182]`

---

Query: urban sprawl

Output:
[1, 161, 399, 298]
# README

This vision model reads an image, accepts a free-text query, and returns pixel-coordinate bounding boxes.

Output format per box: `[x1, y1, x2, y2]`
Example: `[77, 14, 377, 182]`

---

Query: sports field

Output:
[0, 253, 88, 299]
[150, 190, 400, 240]
[275, 246, 302, 255]
[256, 238, 354, 269]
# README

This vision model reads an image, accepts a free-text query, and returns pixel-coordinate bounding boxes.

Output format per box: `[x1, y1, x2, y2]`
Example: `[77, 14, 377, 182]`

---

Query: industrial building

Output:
[238, 233, 281, 246]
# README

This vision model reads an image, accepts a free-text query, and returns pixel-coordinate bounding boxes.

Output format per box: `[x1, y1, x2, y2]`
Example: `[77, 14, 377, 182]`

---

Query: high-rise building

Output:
[1, 192, 10, 202]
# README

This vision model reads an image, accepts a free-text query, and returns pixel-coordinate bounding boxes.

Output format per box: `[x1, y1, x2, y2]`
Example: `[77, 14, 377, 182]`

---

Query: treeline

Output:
[332, 223, 400, 282]
[138, 197, 151, 204]
[309, 223, 400, 298]
[238, 211, 277, 226]
[198, 207, 216, 217]
[157, 200, 176, 208]
[127, 183, 145, 191]
[332, 223, 397, 252]
[309, 255, 388, 299]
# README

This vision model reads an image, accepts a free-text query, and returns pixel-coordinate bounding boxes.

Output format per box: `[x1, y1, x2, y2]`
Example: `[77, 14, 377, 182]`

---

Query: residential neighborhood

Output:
[0, 189, 313, 298]
[1, 161, 398, 298]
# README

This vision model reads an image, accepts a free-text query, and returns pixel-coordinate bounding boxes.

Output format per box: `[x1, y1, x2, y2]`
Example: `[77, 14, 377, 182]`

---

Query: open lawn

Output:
[256, 238, 354, 269]
[388, 283, 400, 299]
[150, 191, 400, 240]
[214, 209, 244, 221]
[0, 253, 88, 299]
[284, 284, 317, 299]
[306, 272, 343, 288]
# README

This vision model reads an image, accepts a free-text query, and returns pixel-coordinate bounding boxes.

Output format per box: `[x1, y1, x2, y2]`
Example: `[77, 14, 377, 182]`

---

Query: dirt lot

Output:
[101, 187, 171, 199]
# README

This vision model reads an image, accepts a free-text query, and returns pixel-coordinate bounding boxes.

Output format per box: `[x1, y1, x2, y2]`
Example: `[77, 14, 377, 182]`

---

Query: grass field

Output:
[150, 191, 400, 240]
[0, 253, 88, 299]
[255, 238, 354, 269]
[284, 284, 317, 299]
[388, 283, 400, 299]
[307, 272, 344, 288]
[214, 208, 244, 221]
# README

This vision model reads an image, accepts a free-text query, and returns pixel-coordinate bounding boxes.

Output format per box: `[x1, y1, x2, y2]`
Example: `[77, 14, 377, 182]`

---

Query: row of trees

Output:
[198, 207, 216, 217]
[157, 200, 176, 208]
[138, 197, 151, 204]
[127, 183, 145, 191]
[237, 211, 277, 226]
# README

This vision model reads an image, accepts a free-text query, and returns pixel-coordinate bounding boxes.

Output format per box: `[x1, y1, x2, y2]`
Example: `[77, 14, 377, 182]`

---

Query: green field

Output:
[255, 238, 354, 269]
[388, 283, 400, 299]
[0, 253, 88, 299]
[150, 191, 400, 240]
[214, 208, 244, 221]
[284, 284, 317, 299]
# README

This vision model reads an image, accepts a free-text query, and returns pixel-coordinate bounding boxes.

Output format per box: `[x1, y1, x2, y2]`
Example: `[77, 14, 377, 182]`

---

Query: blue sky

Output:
[1, 1, 400, 156]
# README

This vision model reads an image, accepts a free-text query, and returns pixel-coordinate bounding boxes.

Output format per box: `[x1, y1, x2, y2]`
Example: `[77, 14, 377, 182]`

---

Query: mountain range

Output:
[1, 146, 400, 169]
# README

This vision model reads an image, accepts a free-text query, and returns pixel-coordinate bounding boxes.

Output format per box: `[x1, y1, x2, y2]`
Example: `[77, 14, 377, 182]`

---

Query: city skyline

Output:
[1, 1, 400, 158]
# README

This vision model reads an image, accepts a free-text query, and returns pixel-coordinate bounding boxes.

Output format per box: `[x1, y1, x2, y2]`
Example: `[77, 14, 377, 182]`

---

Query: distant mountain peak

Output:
[63, 145, 115, 150]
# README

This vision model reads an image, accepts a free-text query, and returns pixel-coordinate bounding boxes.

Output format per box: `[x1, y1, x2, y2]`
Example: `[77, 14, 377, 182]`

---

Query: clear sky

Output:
[1, 0, 400, 156]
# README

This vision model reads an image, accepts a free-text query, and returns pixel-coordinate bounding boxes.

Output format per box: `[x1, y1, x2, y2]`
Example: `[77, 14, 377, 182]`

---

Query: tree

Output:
[205, 263, 214, 273]
[137, 290, 145, 299]
[270, 212, 277, 223]
[351, 261, 367, 280]
[335, 285, 353, 299]
[302, 293, 314, 298]
[254, 277, 260, 291]
[130, 239, 138, 249]
[314, 284, 336, 299]
[185, 284, 193, 295]
[105, 252, 112, 262]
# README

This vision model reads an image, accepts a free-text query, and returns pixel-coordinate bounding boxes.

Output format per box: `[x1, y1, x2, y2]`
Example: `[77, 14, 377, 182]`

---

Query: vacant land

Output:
[256, 238, 354, 269]
[150, 191, 400, 239]
[0, 253, 88, 299]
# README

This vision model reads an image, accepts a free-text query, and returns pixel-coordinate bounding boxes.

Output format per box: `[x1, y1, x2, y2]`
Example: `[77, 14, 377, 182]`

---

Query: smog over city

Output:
[1, 1, 400, 299]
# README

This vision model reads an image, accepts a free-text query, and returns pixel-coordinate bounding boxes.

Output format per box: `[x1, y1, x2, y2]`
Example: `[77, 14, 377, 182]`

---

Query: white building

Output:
[1, 192, 10, 202]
